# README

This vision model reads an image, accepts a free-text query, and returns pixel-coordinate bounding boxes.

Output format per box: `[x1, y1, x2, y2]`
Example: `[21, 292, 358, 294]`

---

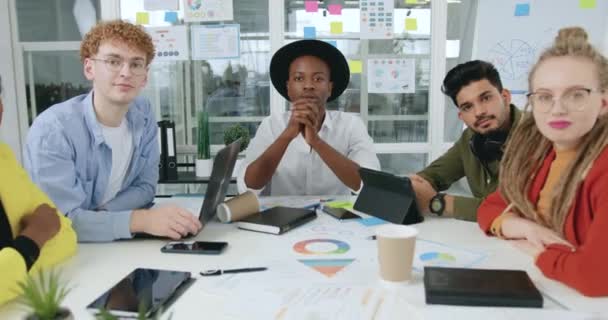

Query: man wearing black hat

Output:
[236, 40, 380, 196]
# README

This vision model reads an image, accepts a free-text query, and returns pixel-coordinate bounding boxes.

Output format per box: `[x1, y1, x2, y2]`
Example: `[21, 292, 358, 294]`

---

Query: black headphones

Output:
[469, 130, 509, 163]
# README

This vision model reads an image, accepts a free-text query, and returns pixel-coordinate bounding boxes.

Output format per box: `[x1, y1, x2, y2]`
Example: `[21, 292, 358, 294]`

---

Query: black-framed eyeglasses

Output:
[90, 58, 148, 76]
[526, 87, 601, 113]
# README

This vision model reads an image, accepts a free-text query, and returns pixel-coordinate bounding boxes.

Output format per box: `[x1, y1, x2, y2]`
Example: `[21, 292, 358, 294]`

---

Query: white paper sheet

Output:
[413, 239, 487, 271]
[368, 58, 416, 93]
[360, 0, 394, 39]
[148, 26, 189, 61]
[183, 0, 233, 22]
[191, 24, 240, 60]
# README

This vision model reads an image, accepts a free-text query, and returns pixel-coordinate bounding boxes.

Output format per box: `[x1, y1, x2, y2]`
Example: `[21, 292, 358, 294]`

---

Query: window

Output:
[16, 0, 101, 124]
[284, 0, 432, 174]
[120, 0, 271, 157]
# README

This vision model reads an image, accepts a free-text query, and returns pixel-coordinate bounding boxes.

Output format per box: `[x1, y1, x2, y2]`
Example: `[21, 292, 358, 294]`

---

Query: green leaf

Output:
[17, 269, 70, 320]
[223, 124, 250, 152]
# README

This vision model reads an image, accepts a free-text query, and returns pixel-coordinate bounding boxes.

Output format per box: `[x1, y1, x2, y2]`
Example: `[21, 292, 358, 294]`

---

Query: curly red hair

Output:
[80, 20, 155, 65]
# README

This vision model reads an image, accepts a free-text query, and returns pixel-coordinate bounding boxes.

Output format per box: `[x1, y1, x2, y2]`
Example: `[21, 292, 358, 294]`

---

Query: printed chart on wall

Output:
[368, 58, 416, 93]
[147, 26, 189, 61]
[191, 24, 240, 60]
[475, 0, 608, 106]
[360, 0, 394, 39]
[183, 0, 233, 22]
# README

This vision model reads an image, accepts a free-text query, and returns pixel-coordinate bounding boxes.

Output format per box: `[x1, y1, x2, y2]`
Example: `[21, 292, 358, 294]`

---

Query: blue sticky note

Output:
[303, 26, 316, 39]
[164, 11, 178, 23]
[514, 3, 530, 16]
[326, 40, 337, 47]
[358, 217, 389, 226]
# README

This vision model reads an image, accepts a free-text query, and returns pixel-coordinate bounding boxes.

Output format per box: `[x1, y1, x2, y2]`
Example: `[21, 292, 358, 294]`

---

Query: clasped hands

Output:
[284, 97, 323, 146]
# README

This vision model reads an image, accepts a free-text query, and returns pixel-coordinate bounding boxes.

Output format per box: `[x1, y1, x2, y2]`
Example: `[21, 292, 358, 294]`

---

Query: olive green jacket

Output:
[417, 104, 522, 221]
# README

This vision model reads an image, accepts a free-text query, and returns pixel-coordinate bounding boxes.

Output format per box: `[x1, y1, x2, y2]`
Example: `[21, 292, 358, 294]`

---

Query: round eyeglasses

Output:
[526, 88, 601, 113]
[90, 58, 148, 76]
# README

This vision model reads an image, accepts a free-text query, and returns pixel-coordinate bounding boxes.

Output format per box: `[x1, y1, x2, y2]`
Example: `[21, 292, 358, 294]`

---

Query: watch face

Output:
[430, 198, 442, 212]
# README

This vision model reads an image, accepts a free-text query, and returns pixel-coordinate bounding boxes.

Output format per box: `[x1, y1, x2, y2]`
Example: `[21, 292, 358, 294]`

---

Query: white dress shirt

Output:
[237, 110, 380, 196]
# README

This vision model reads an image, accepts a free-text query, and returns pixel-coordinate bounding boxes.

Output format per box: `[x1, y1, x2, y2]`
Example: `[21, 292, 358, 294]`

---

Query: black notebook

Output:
[236, 206, 317, 235]
[424, 267, 543, 308]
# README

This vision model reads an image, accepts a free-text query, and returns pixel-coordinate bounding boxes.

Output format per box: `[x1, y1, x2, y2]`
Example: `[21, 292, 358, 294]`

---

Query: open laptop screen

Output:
[198, 138, 241, 225]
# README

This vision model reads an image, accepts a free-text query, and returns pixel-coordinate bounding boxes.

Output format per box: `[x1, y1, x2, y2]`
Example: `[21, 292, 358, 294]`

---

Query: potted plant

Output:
[195, 110, 212, 177]
[223, 124, 250, 176]
[18, 269, 72, 320]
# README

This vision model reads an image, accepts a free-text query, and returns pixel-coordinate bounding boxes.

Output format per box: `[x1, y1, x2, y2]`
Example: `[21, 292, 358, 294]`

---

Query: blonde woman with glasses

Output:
[477, 27, 608, 296]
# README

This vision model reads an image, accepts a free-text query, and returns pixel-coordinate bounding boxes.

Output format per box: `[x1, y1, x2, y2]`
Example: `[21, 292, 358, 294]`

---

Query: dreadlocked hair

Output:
[498, 27, 608, 236]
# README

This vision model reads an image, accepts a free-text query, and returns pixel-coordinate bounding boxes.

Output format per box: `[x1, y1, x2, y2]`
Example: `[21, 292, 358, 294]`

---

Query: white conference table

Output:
[1, 196, 606, 320]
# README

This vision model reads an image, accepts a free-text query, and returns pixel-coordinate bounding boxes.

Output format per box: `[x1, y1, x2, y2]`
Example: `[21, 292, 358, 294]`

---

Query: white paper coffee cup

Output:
[375, 224, 418, 283]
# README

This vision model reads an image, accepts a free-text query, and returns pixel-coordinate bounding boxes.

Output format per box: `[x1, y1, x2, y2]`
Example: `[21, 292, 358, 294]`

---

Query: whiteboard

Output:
[473, 0, 608, 106]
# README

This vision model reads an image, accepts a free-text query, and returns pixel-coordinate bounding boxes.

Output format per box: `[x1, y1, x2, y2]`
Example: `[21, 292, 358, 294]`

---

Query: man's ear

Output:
[83, 58, 95, 81]
[501, 88, 512, 106]
[328, 81, 334, 98]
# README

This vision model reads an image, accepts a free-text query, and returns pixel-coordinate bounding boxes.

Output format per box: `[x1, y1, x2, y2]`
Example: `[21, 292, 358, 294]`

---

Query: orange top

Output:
[536, 148, 578, 221]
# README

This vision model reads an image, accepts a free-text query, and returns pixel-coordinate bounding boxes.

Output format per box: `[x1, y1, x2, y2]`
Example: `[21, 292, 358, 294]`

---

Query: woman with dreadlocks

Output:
[477, 27, 608, 297]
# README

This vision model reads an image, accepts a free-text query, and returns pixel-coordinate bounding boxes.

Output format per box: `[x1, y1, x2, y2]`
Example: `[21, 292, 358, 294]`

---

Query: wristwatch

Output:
[429, 193, 446, 216]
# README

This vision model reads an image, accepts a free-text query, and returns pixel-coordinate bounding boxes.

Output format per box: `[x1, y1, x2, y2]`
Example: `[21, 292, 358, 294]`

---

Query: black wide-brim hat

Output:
[270, 39, 350, 102]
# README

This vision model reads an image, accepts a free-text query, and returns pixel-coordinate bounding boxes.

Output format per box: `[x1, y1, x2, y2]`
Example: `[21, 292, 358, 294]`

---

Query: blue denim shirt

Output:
[24, 91, 159, 242]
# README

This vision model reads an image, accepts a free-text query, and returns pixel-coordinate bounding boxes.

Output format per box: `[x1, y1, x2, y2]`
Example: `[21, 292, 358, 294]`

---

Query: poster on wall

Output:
[367, 59, 416, 94]
[183, 0, 233, 22]
[191, 24, 240, 60]
[144, 0, 179, 11]
[360, 0, 394, 39]
[474, 0, 608, 107]
[147, 26, 189, 61]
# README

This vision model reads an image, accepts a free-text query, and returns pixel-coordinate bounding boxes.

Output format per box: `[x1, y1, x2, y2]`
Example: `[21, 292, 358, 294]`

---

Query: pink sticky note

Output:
[305, 1, 319, 12]
[328, 4, 343, 15]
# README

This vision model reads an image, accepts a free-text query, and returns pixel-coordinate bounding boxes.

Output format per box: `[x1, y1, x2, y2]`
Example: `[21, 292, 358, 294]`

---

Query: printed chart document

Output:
[147, 26, 189, 61]
[191, 24, 240, 60]
[183, 0, 233, 22]
[368, 58, 416, 94]
[360, 0, 394, 39]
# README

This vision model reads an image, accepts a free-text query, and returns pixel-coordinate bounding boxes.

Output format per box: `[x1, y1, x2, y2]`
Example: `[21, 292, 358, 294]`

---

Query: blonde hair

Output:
[80, 20, 155, 65]
[499, 27, 608, 235]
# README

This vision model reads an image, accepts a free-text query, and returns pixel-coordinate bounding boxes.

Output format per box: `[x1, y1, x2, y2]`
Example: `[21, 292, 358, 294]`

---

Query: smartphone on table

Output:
[161, 241, 228, 255]
[322, 206, 361, 220]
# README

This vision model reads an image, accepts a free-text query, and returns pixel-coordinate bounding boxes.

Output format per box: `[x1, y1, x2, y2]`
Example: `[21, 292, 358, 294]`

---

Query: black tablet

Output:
[354, 167, 423, 225]
[87, 268, 191, 318]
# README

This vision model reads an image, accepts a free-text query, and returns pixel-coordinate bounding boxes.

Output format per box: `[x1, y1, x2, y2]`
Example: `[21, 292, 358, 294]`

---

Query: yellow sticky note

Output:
[405, 0, 418, 3]
[330, 21, 343, 34]
[579, 0, 596, 9]
[136, 12, 149, 25]
[405, 18, 418, 31]
[348, 60, 362, 74]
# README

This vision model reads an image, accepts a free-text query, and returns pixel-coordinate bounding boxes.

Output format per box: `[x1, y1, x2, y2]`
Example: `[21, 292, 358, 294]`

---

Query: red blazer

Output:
[478, 146, 608, 297]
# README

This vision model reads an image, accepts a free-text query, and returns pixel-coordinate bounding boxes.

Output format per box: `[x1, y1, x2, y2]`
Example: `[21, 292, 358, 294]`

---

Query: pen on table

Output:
[200, 267, 267, 276]
[367, 235, 376, 240]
